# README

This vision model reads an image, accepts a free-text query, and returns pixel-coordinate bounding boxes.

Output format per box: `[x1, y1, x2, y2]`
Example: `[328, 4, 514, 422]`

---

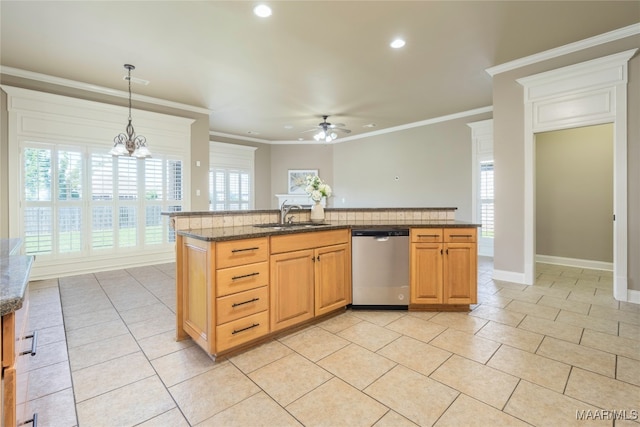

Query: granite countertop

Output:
[178, 219, 480, 242]
[0, 255, 34, 316]
[0, 238, 23, 257]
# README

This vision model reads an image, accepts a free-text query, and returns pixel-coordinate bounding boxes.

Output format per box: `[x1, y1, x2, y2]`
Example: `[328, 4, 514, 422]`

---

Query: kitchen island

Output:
[167, 208, 480, 357]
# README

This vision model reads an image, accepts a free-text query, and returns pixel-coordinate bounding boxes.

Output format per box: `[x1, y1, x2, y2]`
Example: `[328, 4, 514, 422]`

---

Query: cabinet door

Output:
[410, 243, 443, 304]
[270, 249, 315, 332]
[443, 243, 477, 304]
[315, 243, 350, 316]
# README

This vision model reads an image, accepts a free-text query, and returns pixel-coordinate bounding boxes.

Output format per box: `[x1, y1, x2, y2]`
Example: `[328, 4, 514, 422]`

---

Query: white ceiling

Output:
[1, 1, 638, 142]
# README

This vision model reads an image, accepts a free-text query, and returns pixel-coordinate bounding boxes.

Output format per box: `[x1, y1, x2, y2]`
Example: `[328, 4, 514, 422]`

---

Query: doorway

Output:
[535, 124, 613, 271]
[518, 49, 634, 301]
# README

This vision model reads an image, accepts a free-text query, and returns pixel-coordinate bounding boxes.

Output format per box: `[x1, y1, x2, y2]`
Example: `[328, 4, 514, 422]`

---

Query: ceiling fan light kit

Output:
[309, 115, 351, 143]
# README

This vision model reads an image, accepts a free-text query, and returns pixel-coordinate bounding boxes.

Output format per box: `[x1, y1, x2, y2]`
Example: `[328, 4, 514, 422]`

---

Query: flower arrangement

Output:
[305, 175, 332, 202]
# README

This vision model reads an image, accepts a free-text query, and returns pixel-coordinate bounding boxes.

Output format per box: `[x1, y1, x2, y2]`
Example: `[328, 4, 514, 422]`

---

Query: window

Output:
[23, 141, 184, 258]
[479, 161, 494, 239]
[209, 142, 256, 211]
[209, 168, 250, 211]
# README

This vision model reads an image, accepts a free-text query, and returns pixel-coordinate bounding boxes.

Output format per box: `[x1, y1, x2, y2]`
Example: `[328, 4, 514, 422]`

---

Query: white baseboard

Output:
[535, 254, 613, 271]
[493, 269, 527, 285]
[29, 250, 175, 280]
[627, 289, 640, 304]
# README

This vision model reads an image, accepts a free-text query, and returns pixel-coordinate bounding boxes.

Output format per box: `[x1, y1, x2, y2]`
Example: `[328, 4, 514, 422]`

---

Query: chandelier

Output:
[109, 64, 151, 158]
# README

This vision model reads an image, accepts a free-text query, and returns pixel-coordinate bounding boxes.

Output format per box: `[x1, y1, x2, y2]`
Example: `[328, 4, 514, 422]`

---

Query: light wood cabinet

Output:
[315, 243, 350, 316]
[177, 236, 214, 353]
[410, 242, 443, 303]
[176, 235, 270, 355]
[176, 224, 476, 354]
[215, 237, 269, 352]
[270, 229, 350, 332]
[2, 285, 34, 427]
[270, 249, 315, 332]
[410, 228, 477, 308]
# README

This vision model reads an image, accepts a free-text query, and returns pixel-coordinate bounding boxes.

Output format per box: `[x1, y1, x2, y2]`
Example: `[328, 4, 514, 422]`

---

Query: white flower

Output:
[304, 174, 332, 201]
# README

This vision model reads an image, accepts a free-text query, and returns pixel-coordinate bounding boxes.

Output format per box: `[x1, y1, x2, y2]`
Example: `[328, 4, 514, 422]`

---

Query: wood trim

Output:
[2, 312, 16, 368]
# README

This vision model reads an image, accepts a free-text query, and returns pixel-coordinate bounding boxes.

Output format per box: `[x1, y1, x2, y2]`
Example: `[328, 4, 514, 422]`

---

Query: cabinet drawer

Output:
[216, 262, 269, 297]
[270, 229, 349, 254]
[216, 311, 269, 352]
[216, 286, 269, 325]
[444, 228, 477, 243]
[411, 228, 443, 243]
[216, 237, 268, 269]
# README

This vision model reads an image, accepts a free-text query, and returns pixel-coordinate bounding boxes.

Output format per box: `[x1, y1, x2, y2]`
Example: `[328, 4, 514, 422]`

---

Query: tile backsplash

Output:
[169, 208, 456, 231]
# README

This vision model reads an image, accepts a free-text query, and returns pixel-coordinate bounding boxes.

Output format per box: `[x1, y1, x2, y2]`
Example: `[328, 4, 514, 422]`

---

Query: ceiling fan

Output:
[303, 115, 351, 142]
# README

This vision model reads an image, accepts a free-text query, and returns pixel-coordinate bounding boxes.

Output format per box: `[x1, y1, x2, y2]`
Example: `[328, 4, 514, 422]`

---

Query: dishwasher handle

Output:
[352, 229, 409, 237]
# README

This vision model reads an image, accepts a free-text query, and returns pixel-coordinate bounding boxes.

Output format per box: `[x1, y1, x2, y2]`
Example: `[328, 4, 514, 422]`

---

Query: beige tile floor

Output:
[18, 258, 640, 426]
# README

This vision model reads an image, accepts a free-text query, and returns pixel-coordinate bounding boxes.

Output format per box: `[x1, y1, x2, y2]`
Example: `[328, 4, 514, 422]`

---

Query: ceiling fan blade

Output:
[301, 128, 320, 133]
[334, 128, 351, 133]
[329, 123, 346, 128]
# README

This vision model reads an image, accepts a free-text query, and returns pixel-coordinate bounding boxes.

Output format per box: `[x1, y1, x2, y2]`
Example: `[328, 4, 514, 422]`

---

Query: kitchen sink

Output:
[254, 222, 329, 229]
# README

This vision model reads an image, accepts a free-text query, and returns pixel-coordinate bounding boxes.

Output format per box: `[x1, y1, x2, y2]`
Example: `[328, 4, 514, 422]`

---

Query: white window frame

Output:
[3, 85, 193, 279]
[468, 119, 494, 257]
[209, 141, 256, 211]
[22, 142, 184, 255]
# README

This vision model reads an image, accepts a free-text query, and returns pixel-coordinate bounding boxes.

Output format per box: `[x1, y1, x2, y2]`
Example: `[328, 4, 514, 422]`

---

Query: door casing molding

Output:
[517, 48, 637, 301]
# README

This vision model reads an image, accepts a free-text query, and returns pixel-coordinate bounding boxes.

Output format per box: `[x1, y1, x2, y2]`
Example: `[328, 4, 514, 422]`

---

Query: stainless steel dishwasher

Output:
[351, 228, 410, 309]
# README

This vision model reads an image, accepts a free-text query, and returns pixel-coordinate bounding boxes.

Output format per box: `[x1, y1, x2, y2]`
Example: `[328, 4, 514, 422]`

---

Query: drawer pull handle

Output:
[450, 234, 473, 238]
[20, 330, 38, 357]
[232, 323, 260, 335]
[231, 272, 260, 281]
[231, 247, 260, 253]
[20, 412, 37, 426]
[232, 297, 260, 308]
[418, 234, 439, 238]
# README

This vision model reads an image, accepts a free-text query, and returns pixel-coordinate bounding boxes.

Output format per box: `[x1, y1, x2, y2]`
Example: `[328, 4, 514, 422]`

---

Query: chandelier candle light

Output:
[305, 174, 332, 223]
[109, 64, 151, 158]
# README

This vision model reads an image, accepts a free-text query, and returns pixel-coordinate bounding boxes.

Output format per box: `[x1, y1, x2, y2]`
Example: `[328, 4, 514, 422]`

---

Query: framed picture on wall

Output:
[288, 169, 318, 194]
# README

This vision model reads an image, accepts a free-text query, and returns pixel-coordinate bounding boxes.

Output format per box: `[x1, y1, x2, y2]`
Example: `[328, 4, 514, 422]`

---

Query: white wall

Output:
[331, 114, 490, 222]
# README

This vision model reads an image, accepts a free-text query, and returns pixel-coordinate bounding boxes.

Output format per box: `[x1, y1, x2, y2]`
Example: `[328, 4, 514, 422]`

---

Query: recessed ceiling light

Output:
[390, 38, 406, 49]
[284, 125, 293, 130]
[363, 123, 377, 128]
[253, 4, 272, 18]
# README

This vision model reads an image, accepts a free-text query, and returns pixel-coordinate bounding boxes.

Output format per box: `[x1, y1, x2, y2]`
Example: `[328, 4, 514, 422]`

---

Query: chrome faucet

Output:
[280, 200, 302, 224]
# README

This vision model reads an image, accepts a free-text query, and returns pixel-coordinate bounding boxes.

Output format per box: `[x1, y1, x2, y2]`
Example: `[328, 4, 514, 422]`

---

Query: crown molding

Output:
[486, 23, 640, 77]
[228, 105, 494, 145]
[208, 130, 271, 144]
[0, 65, 211, 115]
